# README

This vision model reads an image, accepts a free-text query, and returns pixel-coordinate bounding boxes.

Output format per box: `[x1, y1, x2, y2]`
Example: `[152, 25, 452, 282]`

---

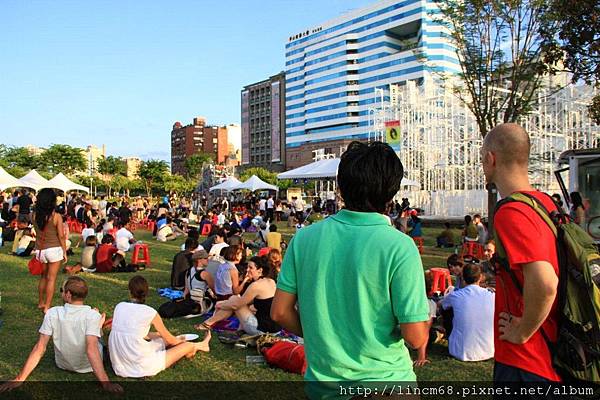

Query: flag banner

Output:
[385, 120, 401, 148]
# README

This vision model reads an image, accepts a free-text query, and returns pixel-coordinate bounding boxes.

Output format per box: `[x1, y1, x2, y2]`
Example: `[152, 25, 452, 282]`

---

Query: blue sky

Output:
[0, 0, 373, 161]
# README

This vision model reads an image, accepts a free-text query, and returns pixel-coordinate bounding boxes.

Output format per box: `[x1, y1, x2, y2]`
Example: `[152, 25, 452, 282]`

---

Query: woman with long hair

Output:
[570, 191, 586, 229]
[196, 256, 281, 334]
[109, 276, 210, 378]
[32, 188, 68, 313]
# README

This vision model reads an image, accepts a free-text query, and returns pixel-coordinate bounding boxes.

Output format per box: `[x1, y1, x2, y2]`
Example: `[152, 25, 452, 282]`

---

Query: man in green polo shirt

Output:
[272, 141, 429, 396]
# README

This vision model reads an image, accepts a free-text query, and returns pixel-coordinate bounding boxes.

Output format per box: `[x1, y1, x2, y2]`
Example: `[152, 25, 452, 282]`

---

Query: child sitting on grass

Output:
[65, 236, 98, 274]
[81, 235, 97, 272]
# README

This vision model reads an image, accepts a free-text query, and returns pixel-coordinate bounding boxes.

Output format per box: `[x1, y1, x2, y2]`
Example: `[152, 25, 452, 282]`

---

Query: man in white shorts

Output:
[0, 277, 123, 393]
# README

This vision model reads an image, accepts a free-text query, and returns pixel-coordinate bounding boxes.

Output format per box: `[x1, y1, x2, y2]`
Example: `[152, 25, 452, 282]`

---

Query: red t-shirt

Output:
[494, 191, 561, 381]
[95, 244, 118, 273]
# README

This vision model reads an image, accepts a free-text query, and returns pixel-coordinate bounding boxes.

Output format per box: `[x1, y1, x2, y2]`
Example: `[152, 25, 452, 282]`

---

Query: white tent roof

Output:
[277, 158, 340, 180]
[46, 173, 90, 193]
[277, 159, 420, 188]
[0, 167, 24, 191]
[233, 175, 278, 192]
[401, 178, 420, 188]
[209, 176, 242, 192]
[19, 170, 51, 191]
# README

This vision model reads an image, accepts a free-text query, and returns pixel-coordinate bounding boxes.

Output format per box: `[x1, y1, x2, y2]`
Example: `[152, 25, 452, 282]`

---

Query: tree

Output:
[0, 145, 38, 173]
[431, 0, 558, 230]
[163, 175, 196, 195]
[138, 159, 169, 196]
[97, 156, 126, 197]
[540, 0, 600, 123]
[110, 175, 128, 196]
[433, 0, 556, 134]
[184, 153, 214, 179]
[38, 144, 86, 175]
[97, 156, 126, 177]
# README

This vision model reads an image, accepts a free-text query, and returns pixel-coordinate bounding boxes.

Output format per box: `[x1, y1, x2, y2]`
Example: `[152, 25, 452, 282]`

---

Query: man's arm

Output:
[271, 289, 302, 337]
[85, 336, 123, 393]
[0, 334, 51, 392]
[499, 261, 558, 344]
[400, 322, 429, 349]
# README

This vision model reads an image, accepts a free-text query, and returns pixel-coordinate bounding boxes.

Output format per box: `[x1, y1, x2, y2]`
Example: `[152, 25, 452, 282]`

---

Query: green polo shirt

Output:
[278, 209, 429, 384]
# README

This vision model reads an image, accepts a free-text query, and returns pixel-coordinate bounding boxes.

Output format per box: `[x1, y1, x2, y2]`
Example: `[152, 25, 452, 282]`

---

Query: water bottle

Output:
[590, 260, 600, 289]
[0, 227, 3, 247]
[246, 355, 265, 365]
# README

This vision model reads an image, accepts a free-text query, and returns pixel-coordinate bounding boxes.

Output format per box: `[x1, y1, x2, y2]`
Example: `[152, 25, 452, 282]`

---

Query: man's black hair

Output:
[463, 263, 482, 285]
[270, 224, 277, 232]
[184, 237, 198, 250]
[337, 141, 403, 213]
[188, 227, 199, 239]
[447, 253, 462, 268]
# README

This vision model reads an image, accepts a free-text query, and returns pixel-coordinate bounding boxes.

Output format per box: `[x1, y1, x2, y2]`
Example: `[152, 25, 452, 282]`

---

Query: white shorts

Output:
[36, 247, 64, 264]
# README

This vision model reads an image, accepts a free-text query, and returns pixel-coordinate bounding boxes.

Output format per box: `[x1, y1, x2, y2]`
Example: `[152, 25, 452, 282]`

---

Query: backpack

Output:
[494, 192, 600, 382]
[158, 298, 200, 319]
[186, 269, 214, 315]
[262, 341, 307, 375]
[170, 251, 192, 290]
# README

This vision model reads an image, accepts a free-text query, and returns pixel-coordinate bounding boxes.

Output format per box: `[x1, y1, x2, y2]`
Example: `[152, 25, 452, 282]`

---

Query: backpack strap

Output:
[494, 192, 556, 349]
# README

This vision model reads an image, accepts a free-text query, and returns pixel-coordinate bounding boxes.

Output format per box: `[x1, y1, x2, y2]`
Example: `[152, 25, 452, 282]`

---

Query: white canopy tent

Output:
[46, 173, 90, 193]
[209, 177, 242, 192]
[0, 167, 24, 191]
[19, 170, 51, 191]
[277, 158, 420, 188]
[401, 178, 420, 188]
[233, 175, 278, 192]
[277, 158, 340, 180]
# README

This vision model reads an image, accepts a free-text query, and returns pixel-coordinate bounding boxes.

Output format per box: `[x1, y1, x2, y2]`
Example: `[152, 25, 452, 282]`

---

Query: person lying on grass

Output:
[0, 277, 123, 394]
[108, 275, 211, 378]
[195, 256, 281, 335]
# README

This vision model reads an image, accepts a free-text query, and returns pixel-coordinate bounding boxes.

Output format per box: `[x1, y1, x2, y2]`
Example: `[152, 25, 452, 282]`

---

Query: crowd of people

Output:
[0, 122, 595, 396]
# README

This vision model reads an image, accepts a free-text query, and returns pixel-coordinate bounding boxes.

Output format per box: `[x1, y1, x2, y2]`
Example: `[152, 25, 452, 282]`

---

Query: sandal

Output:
[194, 321, 212, 331]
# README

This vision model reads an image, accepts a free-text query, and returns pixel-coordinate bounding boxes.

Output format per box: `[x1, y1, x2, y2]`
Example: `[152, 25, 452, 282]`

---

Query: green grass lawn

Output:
[0, 224, 492, 396]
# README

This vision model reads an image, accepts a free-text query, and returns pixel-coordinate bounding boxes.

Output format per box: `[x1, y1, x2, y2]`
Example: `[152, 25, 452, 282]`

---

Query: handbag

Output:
[29, 217, 47, 276]
[28, 256, 44, 275]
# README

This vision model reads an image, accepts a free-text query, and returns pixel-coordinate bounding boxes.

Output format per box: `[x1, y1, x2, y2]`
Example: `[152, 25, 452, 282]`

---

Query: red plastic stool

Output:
[460, 242, 484, 259]
[147, 221, 155, 233]
[413, 237, 424, 254]
[201, 223, 212, 236]
[131, 244, 150, 267]
[258, 247, 272, 257]
[429, 268, 452, 296]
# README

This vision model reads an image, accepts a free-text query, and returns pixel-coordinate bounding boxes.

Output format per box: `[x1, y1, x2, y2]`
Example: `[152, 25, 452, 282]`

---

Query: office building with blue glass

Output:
[284, 0, 460, 169]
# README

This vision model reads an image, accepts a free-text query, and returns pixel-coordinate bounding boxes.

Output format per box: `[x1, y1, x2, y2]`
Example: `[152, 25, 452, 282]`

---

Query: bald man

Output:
[481, 123, 561, 384]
